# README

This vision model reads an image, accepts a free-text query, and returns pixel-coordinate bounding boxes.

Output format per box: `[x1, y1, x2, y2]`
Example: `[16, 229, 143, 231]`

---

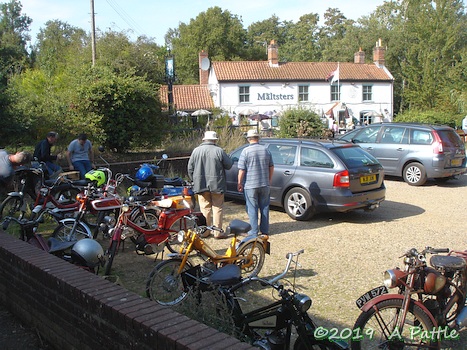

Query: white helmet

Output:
[71, 239, 104, 268]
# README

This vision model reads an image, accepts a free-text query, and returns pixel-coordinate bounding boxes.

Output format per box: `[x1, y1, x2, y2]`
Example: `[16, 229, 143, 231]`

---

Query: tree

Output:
[281, 13, 321, 62]
[245, 15, 289, 60]
[277, 107, 324, 138]
[73, 66, 164, 152]
[169, 7, 247, 84]
[34, 20, 87, 76]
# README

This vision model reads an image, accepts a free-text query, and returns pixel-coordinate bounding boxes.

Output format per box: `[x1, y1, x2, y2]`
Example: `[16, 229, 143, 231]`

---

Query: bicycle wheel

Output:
[165, 215, 198, 253]
[129, 209, 159, 244]
[0, 196, 25, 221]
[236, 241, 266, 278]
[52, 220, 92, 242]
[146, 258, 192, 306]
[104, 240, 119, 276]
[350, 298, 436, 349]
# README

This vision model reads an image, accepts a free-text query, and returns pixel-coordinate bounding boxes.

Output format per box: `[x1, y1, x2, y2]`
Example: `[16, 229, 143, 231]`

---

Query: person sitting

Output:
[33, 131, 62, 178]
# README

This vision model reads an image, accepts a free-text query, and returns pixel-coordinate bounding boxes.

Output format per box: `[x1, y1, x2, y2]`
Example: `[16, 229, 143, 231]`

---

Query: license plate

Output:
[360, 174, 377, 184]
[451, 158, 462, 167]
[355, 286, 388, 309]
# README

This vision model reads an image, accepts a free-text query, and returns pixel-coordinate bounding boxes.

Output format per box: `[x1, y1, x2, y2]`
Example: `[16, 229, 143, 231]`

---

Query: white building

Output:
[198, 40, 394, 129]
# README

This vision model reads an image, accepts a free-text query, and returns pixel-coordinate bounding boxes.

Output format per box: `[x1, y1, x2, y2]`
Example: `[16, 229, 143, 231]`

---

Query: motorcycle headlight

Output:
[293, 293, 312, 313]
[383, 268, 406, 289]
[121, 204, 130, 212]
[177, 230, 185, 243]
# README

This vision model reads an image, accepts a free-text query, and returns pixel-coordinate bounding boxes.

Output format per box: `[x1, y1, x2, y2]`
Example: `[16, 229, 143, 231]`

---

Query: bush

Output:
[276, 107, 324, 138]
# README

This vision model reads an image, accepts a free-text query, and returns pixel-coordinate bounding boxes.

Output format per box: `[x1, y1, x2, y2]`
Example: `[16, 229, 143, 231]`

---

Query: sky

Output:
[19, 0, 389, 46]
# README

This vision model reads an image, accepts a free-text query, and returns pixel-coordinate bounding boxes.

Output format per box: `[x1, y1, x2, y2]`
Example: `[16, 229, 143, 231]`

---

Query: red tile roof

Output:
[159, 84, 213, 111]
[212, 61, 392, 82]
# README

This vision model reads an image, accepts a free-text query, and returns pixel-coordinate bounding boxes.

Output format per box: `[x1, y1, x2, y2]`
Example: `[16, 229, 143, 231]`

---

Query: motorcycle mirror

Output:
[162, 154, 168, 160]
[98, 146, 105, 153]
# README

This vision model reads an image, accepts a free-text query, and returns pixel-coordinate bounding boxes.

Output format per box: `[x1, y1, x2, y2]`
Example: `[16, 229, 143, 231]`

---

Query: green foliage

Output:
[277, 107, 324, 138]
[394, 109, 461, 128]
[73, 66, 164, 152]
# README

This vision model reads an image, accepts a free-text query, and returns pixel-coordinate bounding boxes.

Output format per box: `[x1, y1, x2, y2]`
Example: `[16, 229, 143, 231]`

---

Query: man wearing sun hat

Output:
[188, 130, 233, 238]
[237, 129, 274, 236]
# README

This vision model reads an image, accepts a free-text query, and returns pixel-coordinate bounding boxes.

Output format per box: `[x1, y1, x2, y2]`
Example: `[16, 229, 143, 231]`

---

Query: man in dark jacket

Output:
[34, 131, 62, 177]
[187, 131, 233, 238]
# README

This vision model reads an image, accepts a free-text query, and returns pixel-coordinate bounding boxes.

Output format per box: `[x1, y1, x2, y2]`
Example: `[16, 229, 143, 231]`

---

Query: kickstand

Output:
[153, 249, 164, 262]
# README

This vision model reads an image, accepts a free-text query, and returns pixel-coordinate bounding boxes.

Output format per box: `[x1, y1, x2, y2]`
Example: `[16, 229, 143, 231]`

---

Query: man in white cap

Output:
[237, 129, 274, 236]
[188, 130, 233, 238]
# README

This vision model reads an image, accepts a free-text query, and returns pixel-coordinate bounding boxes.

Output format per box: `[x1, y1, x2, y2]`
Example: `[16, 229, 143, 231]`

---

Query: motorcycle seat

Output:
[164, 177, 184, 187]
[47, 237, 76, 253]
[430, 255, 467, 272]
[226, 219, 251, 235]
[208, 264, 242, 286]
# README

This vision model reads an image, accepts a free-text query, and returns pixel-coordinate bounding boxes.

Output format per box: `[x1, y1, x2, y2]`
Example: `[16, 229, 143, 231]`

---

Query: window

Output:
[300, 147, 334, 168]
[239, 86, 250, 103]
[331, 85, 340, 101]
[411, 130, 433, 145]
[362, 85, 372, 101]
[380, 126, 407, 144]
[298, 85, 309, 102]
[267, 144, 297, 165]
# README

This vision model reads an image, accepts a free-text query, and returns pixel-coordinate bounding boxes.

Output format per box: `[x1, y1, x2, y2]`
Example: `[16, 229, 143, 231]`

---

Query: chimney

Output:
[354, 47, 365, 64]
[268, 40, 279, 67]
[373, 38, 386, 67]
[199, 50, 209, 85]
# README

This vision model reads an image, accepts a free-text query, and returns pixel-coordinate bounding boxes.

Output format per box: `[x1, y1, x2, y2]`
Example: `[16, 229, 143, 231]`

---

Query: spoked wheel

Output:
[52, 220, 93, 242]
[350, 298, 436, 349]
[104, 240, 119, 276]
[165, 215, 198, 253]
[0, 196, 25, 221]
[146, 258, 192, 306]
[284, 187, 315, 221]
[129, 209, 159, 244]
[236, 241, 266, 278]
[403, 162, 427, 186]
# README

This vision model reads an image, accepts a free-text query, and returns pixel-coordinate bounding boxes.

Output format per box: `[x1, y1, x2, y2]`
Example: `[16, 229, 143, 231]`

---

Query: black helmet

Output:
[71, 239, 104, 268]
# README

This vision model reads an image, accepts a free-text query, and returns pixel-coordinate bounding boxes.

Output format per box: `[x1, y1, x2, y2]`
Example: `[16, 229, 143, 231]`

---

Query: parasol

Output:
[249, 114, 270, 121]
[191, 109, 211, 116]
[239, 108, 257, 116]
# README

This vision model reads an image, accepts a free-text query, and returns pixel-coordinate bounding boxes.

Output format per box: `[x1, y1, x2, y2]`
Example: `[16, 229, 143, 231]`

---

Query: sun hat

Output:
[246, 129, 260, 138]
[202, 131, 218, 141]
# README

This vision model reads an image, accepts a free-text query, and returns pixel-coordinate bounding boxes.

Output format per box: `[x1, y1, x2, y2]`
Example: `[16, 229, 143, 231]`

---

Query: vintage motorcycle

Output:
[145, 218, 270, 306]
[192, 249, 349, 349]
[2, 212, 105, 274]
[351, 246, 467, 349]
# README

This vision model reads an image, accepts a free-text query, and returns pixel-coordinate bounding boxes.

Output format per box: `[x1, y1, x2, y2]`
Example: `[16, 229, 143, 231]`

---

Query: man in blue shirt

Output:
[237, 129, 274, 236]
[66, 133, 95, 179]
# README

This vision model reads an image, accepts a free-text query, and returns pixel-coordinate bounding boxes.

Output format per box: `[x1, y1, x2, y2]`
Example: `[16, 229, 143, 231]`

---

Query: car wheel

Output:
[283, 187, 314, 221]
[403, 162, 427, 186]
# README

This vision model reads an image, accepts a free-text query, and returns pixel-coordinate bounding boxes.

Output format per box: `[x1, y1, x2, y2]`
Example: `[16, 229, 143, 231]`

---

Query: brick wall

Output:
[0, 231, 253, 350]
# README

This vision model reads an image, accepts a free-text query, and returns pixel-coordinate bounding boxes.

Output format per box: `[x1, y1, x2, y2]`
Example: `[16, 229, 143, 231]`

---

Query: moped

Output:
[185, 249, 348, 349]
[145, 217, 270, 306]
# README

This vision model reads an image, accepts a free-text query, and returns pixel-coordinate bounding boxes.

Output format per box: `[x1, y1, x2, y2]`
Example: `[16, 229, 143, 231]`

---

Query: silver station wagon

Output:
[225, 138, 386, 221]
[338, 123, 466, 186]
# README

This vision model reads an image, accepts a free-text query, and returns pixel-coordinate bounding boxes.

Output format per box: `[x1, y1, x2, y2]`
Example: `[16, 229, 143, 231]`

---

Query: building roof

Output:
[159, 84, 213, 112]
[212, 61, 392, 82]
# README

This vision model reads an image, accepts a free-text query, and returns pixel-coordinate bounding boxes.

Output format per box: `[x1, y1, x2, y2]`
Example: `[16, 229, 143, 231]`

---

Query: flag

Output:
[326, 64, 340, 84]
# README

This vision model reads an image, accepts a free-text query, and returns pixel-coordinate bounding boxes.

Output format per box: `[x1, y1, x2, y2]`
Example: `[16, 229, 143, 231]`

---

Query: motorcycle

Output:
[351, 247, 467, 349]
[145, 217, 270, 306]
[1, 212, 105, 274]
[190, 249, 348, 349]
[102, 188, 202, 276]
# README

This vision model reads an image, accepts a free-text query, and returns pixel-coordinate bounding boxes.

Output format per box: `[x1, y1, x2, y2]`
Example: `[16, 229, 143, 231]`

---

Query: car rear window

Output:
[331, 146, 380, 169]
[437, 130, 464, 147]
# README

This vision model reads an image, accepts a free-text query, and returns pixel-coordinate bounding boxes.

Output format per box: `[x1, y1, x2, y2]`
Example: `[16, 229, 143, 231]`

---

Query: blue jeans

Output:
[45, 161, 62, 177]
[244, 186, 270, 235]
[73, 160, 93, 179]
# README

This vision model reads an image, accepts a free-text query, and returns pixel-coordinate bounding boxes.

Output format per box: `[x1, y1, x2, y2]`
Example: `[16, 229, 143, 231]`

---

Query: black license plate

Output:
[355, 286, 388, 309]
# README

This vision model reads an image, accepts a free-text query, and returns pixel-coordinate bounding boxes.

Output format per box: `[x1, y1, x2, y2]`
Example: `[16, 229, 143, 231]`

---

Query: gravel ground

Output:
[2, 173, 467, 349]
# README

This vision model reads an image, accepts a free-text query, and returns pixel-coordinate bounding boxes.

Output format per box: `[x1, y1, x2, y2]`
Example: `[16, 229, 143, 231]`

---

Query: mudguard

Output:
[57, 218, 93, 239]
[237, 234, 271, 255]
[360, 294, 438, 327]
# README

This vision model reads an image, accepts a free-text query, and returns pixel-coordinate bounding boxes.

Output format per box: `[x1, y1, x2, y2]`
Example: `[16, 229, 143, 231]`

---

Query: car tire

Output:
[403, 162, 427, 186]
[284, 187, 315, 221]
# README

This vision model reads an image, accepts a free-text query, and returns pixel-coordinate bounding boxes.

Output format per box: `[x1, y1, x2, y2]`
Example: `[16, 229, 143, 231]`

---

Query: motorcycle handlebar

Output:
[230, 249, 305, 292]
